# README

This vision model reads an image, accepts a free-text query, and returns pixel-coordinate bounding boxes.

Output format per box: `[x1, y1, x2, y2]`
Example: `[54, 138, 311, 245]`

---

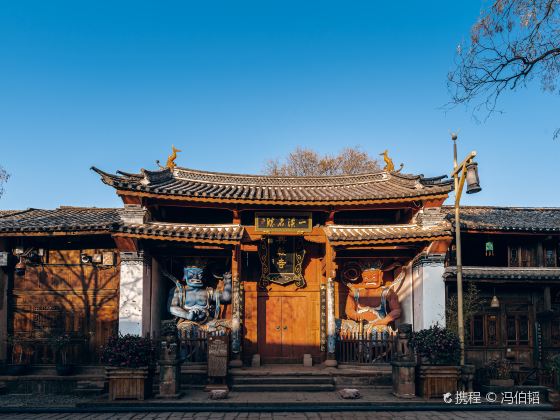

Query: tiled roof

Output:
[0, 210, 24, 217]
[446, 206, 560, 232]
[324, 223, 451, 244]
[0, 207, 121, 234]
[444, 266, 560, 280]
[118, 222, 243, 242]
[92, 166, 452, 204]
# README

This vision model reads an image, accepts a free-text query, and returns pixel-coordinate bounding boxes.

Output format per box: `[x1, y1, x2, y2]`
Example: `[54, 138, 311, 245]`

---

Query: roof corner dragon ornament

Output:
[380, 150, 404, 173]
[157, 145, 182, 170]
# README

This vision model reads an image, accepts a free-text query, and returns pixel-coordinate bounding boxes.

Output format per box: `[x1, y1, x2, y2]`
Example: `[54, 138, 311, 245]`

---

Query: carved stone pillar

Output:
[325, 277, 337, 367]
[157, 320, 182, 398]
[118, 251, 151, 336]
[391, 323, 416, 398]
[229, 274, 243, 367]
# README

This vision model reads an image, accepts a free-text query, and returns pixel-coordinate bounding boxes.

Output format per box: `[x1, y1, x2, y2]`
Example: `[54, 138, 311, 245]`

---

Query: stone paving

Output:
[0, 394, 90, 408]
[0, 411, 557, 419]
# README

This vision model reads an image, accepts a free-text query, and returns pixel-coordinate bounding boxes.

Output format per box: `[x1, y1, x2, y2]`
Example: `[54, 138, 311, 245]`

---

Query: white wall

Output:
[411, 254, 446, 331]
[118, 251, 151, 336]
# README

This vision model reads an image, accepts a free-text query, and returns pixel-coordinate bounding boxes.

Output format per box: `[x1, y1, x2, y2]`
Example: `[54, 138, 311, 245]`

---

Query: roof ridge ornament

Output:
[379, 150, 404, 173]
[156, 145, 182, 170]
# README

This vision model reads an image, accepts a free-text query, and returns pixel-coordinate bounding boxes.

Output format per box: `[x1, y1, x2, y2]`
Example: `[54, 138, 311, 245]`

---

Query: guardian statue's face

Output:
[361, 268, 382, 289]
[183, 267, 204, 288]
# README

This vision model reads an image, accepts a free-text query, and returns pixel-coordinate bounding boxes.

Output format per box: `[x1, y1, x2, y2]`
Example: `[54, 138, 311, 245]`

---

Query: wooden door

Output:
[280, 296, 307, 359]
[258, 296, 283, 359]
[258, 295, 312, 362]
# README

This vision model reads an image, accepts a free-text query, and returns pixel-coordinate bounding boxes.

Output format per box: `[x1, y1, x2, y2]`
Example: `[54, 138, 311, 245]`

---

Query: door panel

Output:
[258, 296, 283, 358]
[258, 294, 319, 362]
[281, 296, 306, 359]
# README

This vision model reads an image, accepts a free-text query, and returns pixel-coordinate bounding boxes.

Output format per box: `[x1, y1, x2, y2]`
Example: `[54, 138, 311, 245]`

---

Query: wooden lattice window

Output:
[506, 314, 529, 346]
[32, 306, 62, 338]
[545, 247, 557, 267]
[469, 313, 500, 347]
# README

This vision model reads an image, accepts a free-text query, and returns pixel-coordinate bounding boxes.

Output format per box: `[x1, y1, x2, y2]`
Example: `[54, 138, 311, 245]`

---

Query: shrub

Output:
[411, 324, 461, 365]
[101, 335, 154, 368]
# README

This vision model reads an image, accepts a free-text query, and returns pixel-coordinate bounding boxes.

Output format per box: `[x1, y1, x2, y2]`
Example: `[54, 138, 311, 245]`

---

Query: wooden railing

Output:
[178, 329, 228, 364]
[9, 337, 88, 365]
[336, 331, 396, 364]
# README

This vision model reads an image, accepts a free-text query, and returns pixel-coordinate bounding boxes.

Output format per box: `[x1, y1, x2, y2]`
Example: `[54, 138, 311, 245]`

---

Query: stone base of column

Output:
[229, 357, 243, 368]
[324, 355, 338, 367]
[461, 364, 476, 392]
[157, 362, 183, 399]
[391, 360, 416, 398]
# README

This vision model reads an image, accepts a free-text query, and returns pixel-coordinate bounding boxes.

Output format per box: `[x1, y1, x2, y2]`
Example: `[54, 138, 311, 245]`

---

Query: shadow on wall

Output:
[11, 248, 119, 365]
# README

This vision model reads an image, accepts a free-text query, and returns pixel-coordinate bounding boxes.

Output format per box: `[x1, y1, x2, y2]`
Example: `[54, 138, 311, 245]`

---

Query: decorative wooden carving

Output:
[258, 236, 306, 289]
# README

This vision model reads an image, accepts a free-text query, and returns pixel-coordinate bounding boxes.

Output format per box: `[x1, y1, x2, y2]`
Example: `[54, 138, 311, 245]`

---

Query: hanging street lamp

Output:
[450, 132, 482, 366]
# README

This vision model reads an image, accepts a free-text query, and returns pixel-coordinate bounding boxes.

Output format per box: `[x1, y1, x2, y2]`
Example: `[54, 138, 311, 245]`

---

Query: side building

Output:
[444, 206, 560, 373]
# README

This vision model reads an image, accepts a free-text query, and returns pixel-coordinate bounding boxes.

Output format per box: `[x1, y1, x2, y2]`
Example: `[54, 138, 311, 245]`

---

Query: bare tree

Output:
[0, 166, 9, 199]
[263, 146, 380, 176]
[448, 0, 560, 135]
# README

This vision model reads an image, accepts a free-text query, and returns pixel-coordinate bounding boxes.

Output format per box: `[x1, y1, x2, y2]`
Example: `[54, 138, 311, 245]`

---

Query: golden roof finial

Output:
[157, 145, 182, 170]
[166, 145, 181, 170]
[379, 150, 404, 173]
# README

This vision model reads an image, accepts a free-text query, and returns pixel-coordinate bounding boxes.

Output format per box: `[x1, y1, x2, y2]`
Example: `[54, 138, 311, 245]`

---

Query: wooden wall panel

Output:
[10, 246, 120, 364]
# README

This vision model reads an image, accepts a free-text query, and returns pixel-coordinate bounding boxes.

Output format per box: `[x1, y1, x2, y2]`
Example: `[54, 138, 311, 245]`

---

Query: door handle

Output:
[283, 326, 288, 330]
[276, 326, 280, 331]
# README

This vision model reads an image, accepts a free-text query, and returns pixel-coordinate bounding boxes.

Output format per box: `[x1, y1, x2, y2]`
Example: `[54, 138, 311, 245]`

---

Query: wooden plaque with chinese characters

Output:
[259, 236, 306, 288]
[255, 212, 312, 233]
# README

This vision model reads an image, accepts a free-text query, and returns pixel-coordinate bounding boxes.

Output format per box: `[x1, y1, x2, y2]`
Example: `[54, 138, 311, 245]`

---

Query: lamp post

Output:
[451, 133, 481, 366]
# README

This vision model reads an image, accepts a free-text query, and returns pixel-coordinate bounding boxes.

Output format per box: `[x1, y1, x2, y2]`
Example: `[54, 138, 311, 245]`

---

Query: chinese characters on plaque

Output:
[258, 236, 306, 289]
[255, 212, 312, 233]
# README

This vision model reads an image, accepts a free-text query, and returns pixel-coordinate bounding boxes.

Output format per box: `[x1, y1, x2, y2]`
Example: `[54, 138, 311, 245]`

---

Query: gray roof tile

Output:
[445, 206, 560, 232]
[92, 166, 453, 203]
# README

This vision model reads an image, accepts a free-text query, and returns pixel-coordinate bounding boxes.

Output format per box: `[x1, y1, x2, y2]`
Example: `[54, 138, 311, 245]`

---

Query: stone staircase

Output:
[230, 371, 335, 392]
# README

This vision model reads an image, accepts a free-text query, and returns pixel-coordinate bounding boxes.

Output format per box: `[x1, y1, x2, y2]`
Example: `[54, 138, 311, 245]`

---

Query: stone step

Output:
[231, 383, 335, 392]
[232, 375, 333, 385]
[74, 379, 105, 397]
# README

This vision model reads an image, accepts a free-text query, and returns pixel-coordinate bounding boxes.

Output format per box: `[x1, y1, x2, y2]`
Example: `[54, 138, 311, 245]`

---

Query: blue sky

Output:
[0, 1, 558, 210]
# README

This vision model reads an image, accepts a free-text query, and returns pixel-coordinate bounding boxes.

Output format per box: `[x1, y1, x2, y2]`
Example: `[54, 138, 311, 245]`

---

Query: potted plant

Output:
[411, 324, 461, 399]
[101, 334, 155, 401]
[7, 339, 32, 375]
[484, 357, 513, 387]
[53, 334, 74, 375]
[544, 354, 560, 410]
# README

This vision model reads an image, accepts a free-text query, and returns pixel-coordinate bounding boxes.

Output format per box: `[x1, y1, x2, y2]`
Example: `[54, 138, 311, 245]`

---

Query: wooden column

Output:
[0, 239, 8, 362]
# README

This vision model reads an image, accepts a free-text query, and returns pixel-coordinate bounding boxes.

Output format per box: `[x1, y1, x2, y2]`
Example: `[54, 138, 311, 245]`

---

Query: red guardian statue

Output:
[341, 261, 403, 336]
